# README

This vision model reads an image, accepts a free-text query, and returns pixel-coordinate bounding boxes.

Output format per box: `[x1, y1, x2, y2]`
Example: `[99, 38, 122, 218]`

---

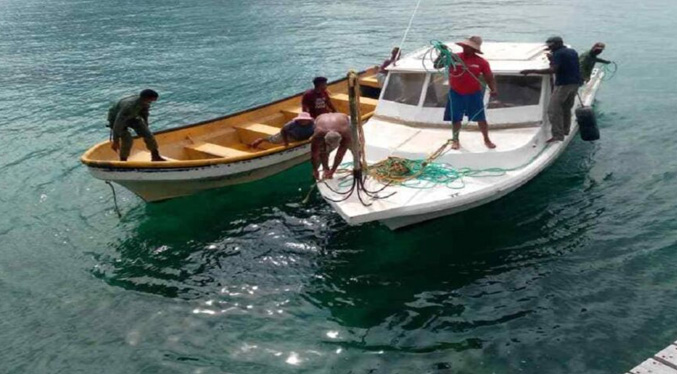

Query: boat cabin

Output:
[376, 42, 552, 127]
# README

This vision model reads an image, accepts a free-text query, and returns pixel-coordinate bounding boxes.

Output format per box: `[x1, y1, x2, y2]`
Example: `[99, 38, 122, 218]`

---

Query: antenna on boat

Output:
[393, 0, 424, 67]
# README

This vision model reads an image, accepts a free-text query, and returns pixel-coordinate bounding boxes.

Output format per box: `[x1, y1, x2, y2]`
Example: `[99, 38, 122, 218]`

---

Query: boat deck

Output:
[320, 116, 552, 221]
[363, 118, 544, 170]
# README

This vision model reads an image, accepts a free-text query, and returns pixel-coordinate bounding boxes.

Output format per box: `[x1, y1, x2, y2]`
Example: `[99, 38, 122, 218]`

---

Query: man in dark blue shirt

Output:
[249, 112, 315, 148]
[521, 36, 582, 142]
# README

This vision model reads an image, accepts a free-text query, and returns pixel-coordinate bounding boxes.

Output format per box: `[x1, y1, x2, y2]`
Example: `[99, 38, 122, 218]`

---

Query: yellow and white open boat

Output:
[81, 68, 380, 202]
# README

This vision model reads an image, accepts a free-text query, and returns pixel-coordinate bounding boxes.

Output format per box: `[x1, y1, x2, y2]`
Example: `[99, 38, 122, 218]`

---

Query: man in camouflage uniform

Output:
[108, 89, 165, 161]
[579, 42, 611, 83]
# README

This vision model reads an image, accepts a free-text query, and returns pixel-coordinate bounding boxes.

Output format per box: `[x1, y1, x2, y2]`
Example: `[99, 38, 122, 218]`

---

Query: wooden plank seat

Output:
[280, 94, 377, 123]
[359, 75, 380, 88]
[184, 142, 250, 159]
[233, 123, 281, 144]
[330, 93, 379, 108]
[281, 107, 302, 120]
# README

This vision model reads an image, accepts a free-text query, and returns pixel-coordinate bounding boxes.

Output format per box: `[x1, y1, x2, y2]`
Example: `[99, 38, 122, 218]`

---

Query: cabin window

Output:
[382, 73, 425, 106]
[488, 75, 542, 109]
[423, 73, 449, 108]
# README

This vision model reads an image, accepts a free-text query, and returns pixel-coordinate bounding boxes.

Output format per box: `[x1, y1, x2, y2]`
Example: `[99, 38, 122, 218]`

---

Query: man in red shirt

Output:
[435, 36, 498, 150]
[302, 76, 337, 119]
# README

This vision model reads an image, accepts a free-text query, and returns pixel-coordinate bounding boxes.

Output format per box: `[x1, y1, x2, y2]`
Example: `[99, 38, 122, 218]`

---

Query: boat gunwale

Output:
[81, 68, 376, 170]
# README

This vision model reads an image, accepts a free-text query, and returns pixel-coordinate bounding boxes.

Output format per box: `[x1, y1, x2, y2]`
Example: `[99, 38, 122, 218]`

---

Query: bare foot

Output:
[249, 139, 263, 149]
[484, 140, 496, 149]
[546, 137, 562, 143]
[451, 140, 460, 150]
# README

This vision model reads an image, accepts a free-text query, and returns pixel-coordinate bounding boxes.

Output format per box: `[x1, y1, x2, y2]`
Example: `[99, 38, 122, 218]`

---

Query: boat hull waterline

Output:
[89, 145, 310, 202]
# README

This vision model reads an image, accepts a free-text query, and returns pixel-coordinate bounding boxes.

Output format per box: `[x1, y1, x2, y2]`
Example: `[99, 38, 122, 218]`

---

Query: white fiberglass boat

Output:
[318, 42, 605, 229]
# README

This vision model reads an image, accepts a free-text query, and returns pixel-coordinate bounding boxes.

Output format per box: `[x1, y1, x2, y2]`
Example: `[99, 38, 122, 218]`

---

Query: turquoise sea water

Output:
[2, 0, 677, 372]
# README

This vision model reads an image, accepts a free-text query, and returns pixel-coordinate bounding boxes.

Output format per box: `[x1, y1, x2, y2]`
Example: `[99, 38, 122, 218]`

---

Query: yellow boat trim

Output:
[81, 68, 380, 170]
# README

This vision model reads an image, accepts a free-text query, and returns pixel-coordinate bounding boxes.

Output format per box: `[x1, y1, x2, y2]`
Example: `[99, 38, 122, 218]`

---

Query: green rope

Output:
[337, 142, 553, 190]
[428, 40, 487, 88]
[428, 40, 459, 80]
[368, 157, 508, 190]
[426, 39, 489, 124]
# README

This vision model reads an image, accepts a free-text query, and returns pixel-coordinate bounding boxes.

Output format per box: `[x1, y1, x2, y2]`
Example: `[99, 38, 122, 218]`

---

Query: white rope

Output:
[394, 0, 424, 66]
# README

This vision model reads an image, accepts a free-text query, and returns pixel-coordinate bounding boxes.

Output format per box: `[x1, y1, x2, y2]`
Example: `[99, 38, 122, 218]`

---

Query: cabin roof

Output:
[387, 42, 551, 74]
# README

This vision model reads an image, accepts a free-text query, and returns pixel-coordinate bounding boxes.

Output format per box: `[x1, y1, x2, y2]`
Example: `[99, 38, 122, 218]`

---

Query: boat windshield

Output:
[382, 73, 426, 106]
[423, 73, 448, 107]
[422, 74, 543, 109]
[488, 75, 542, 109]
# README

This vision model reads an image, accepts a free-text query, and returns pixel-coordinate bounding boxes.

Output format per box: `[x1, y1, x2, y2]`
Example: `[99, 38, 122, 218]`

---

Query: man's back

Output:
[314, 113, 349, 135]
[110, 95, 151, 128]
[109, 95, 137, 120]
[552, 47, 581, 86]
[312, 113, 351, 147]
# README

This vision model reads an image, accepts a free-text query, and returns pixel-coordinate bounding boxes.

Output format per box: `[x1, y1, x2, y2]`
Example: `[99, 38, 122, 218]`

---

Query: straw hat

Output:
[294, 112, 313, 122]
[456, 36, 483, 54]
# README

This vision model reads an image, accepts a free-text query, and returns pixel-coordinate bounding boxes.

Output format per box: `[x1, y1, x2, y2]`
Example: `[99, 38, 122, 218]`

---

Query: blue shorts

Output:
[444, 89, 486, 123]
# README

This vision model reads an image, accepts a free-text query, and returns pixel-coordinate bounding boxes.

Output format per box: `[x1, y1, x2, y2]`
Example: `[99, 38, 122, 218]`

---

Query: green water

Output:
[2, 0, 677, 372]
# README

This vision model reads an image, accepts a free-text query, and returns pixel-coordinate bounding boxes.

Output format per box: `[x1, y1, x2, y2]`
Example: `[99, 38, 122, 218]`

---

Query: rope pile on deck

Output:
[366, 156, 509, 190]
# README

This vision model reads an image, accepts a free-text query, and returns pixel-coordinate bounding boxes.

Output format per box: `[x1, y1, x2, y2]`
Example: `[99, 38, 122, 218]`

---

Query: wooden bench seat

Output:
[233, 123, 281, 144]
[359, 75, 380, 88]
[184, 142, 251, 159]
[281, 107, 303, 120]
[331, 93, 379, 107]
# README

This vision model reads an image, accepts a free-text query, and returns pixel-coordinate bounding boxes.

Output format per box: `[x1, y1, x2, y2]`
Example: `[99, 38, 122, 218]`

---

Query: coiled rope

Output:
[336, 141, 553, 190]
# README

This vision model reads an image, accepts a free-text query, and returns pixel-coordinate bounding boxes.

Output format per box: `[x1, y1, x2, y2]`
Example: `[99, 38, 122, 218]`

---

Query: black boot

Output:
[151, 150, 166, 162]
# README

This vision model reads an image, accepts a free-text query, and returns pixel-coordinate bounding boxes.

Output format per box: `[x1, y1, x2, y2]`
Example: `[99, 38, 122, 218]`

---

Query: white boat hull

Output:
[87, 145, 309, 202]
[319, 64, 604, 230]
[380, 130, 572, 229]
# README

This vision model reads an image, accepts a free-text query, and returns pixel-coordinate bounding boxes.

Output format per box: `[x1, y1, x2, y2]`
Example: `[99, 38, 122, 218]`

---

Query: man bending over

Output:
[311, 113, 352, 180]
[109, 89, 165, 161]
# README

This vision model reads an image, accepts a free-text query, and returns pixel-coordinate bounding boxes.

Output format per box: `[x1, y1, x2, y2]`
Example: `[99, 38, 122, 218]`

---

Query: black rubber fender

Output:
[576, 106, 600, 141]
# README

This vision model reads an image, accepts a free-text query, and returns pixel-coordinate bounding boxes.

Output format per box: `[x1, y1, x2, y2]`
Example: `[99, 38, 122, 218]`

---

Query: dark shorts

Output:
[444, 89, 486, 123]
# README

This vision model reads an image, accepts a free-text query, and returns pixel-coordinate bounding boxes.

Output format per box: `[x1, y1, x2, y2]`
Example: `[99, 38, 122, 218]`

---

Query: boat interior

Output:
[82, 68, 381, 167]
[364, 42, 554, 169]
